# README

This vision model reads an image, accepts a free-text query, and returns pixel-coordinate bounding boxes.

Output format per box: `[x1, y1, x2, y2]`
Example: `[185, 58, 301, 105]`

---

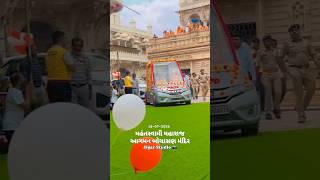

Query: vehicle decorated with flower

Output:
[145, 59, 191, 106]
[211, 0, 261, 135]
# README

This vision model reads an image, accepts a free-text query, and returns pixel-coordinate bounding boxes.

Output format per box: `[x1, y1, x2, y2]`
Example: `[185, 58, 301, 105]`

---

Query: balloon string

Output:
[110, 131, 122, 150]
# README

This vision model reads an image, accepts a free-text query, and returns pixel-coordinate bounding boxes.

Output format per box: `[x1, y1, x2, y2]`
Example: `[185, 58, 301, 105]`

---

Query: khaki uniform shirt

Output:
[256, 48, 283, 78]
[198, 74, 209, 84]
[191, 77, 200, 87]
[283, 39, 315, 67]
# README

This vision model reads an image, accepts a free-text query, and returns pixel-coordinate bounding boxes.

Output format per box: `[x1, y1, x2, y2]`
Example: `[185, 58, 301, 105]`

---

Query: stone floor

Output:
[260, 110, 320, 132]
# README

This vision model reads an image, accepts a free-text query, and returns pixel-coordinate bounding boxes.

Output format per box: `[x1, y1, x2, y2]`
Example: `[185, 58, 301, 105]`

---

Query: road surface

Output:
[260, 110, 320, 132]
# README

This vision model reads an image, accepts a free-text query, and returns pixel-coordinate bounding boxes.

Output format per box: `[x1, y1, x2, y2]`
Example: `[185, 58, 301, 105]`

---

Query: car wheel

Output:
[153, 96, 159, 107]
[145, 93, 150, 105]
[145, 96, 149, 105]
[149, 95, 154, 105]
[186, 100, 191, 105]
[241, 124, 259, 136]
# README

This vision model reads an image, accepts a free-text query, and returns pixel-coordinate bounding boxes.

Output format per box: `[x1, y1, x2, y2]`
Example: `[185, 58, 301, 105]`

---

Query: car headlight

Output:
[158, 96, 167, 102]
[157, 91, 169, 97]
[156, 92, 169, 102]
[181, 88, 190, 93]
[247, 105, 258, 116]
[182, 90, 191, 98]
[237, 104, 259, 118]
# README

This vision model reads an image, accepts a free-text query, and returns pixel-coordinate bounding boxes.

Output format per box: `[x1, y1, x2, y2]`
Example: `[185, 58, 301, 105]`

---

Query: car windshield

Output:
[153, 61, 183, 87]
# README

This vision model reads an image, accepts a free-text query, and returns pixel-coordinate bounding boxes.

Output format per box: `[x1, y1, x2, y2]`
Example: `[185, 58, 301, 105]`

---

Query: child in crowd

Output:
[111, 84, 119, 110]
[2, 73, 28, 150]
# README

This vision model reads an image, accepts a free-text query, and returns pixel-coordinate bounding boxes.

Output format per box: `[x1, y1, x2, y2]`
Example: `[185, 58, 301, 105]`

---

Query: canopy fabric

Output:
[211, 0, 239, 65]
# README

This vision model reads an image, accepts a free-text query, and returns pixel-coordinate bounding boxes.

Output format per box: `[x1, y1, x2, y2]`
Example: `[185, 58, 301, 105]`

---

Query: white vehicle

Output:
[145, 59, 191, 106]
[1, 53, 110, 120]
[137, 78, 146, 99]
[211, 2, 261, 135]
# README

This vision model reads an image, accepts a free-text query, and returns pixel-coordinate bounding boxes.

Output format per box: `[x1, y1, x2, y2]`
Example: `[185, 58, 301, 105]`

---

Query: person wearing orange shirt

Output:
[188, 23, 194, 32]
[176, 26, 184, 35]
[45, 31, 73, 102]
[181, 26, 185, 34]
[176, 27, 180, 35]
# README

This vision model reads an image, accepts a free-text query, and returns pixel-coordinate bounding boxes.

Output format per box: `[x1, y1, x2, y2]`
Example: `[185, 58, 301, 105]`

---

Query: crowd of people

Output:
[161, 21, 209, 38]
[233, 24, 320, 123]
[0, 30, 93, 153]
[111, 71, 140, 109]
[110, 68, 210, 109]
[184, 69, 210, 101]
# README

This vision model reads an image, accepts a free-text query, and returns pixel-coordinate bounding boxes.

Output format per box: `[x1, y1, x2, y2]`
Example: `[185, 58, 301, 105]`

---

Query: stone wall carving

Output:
[292, 1, 305, 27]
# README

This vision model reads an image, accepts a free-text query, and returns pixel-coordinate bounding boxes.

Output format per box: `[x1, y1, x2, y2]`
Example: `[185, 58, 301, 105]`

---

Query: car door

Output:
[87, 54, 110, 117]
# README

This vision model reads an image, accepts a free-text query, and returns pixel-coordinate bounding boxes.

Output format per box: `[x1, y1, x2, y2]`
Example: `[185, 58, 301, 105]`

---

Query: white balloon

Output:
[112, 94, 146, 131]
[8, 103, 109, 180]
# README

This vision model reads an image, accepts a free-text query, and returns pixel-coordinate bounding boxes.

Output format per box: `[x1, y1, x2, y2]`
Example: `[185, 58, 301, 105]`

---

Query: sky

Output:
[121, 0, 180, 36]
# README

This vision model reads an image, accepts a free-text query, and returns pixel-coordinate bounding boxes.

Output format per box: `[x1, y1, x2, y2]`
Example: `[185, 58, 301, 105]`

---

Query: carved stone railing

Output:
[110, 50, 148, 62]
[148, 30, 210, 53]
[111, 24, 153, 38]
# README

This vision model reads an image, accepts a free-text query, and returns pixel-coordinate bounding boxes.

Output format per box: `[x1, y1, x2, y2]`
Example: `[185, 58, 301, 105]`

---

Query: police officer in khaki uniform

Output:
[198, 69, 209, 101]
[191, 72, 200, 100]
[272, 38, 287, 102]
[281, 24, 320, 123]
[257, 35, 285, 120]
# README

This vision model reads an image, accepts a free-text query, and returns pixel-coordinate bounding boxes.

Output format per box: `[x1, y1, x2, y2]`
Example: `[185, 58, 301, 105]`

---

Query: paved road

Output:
[211, 109, 320, 139]
[192, 98, 209, 103]
[260, 110, 320, 132]
[212, 110, 320, 139]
